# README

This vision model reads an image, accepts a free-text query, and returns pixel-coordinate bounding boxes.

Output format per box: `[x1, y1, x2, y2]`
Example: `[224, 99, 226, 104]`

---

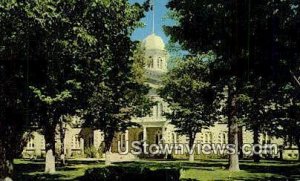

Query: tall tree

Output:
[0, 1, 35, 178]
[165, 0, 300, 170]
[1, 0, 150, 174]
[28, 0, 150, 170]
[159, 55, 217, 162]
[84, 41, 153, 165]
[237, 79, 275, 163]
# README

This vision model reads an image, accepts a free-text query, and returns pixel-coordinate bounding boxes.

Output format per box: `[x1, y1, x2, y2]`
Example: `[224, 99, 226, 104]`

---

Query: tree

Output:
[28, 0, 150, 170]
[84, 41, 153, 165]
[159, 55, 217, 162]
[1, 0, 150, 173]
[165, 0, 300, 170]
[223, 75, 274, 163]
[0, 1, 35, 178]
[24, 0, 84, 173]
[268, 83, 300, 161]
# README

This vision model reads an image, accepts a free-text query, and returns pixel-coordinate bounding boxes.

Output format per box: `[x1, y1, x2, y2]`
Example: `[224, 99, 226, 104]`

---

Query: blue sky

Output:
[129, 0, 172, 44]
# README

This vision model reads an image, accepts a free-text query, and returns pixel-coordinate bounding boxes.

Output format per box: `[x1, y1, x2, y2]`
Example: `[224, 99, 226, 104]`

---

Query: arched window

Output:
[148, 56, 153, 68]
[157, 57, 164, 69]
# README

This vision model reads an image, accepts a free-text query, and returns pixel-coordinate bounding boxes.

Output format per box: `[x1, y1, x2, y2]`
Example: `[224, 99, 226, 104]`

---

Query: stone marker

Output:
[45, 149, 55, 174]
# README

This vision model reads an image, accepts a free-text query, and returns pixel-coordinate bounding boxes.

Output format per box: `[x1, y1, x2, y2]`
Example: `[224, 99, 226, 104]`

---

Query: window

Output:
[27, 137, 35, 149]
[152, 105, 157, 117]
[41, 136, 45, 150]
[262, 133, 271, 145]
[156, 104, 159, 117]
[147, 57, 150, 68]
[72, 134, 80, 149]
[119, 133, 126, 150]
[155, 130, 162, 144]
[157, 58, 160, 68]
[218, 132, 227, 144]
[88, 137, 93, 148]
[154, 102, 164, 118]
[172, 133, 177, 144]
[157, 57, 163, 69]
[160, 102, 164, 116]
[204, 132, 212, 143]
[138, 132, 143, 141]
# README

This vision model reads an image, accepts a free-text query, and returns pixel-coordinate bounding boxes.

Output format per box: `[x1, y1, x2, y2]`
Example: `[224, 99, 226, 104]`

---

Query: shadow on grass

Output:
[13, 159, 105, 181]
[17, 173, 66, 181]
[13, 159, 300, 181]
[13, 160, 76, 181]
[117, 160, 300, 181]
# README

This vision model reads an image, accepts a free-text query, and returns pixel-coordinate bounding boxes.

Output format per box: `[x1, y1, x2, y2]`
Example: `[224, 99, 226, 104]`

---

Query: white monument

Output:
[45, 149, 55, 174]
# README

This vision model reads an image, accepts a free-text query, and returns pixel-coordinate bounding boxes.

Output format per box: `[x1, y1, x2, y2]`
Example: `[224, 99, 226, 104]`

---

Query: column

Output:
[161, 127, 165, 142]
[80, 138, 84, 154]
[125, 130, 129, 150]
[143, 127, 147, 142]
[157, 103, 161, 118]
[63, 131, 67, 155]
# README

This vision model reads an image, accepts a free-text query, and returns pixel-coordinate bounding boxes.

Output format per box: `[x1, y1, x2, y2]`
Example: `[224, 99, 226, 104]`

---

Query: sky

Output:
[129, 0, 173, 44]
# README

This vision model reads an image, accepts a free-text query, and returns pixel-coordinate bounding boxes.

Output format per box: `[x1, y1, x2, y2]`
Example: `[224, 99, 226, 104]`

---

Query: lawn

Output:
[13, 159, 300, 180]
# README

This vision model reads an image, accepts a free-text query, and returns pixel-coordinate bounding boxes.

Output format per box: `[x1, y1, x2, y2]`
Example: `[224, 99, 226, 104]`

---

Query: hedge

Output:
[80, 166, 180, 181]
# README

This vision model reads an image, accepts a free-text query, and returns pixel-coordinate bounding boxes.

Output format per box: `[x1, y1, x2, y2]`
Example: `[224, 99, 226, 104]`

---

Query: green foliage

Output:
[159, 55, 217, 145]
[74, 1, 152, 152]
[268, 82, 300, 154]
[84, 146, 99, 158]
[165, 0, 300, 166]
[0, 0, 151, 175]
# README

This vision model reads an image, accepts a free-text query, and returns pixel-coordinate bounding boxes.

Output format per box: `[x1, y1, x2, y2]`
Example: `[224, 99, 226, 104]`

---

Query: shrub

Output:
[80, 166, 180, 181]
[71, 151, 84, 158]
[85, 146, 99, 158]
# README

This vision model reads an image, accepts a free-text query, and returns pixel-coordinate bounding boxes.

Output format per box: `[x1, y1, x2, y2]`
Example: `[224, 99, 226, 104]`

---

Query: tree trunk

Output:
[189, 152, 195, 162]
[44, 127, 56, 174]
[104, 132, 114, 166]
[227, 93, 240, 171]
[188, 134, 195, 162]
[228, 121, 240, 171]
[0, 142, 14, 179]
[253, 126, 260, 163]
[59, 122, 66, 166]
[105, 150, 112, 165]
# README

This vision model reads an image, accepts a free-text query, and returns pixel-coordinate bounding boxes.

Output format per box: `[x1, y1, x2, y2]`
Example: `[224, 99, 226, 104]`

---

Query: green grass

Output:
[14, 159, 105, 180]
[13, 159, 300, 180]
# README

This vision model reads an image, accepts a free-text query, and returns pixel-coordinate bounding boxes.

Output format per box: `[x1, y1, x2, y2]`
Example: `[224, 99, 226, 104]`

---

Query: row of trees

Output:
[0, 0, 152, 178]
[162, 0, 300, 171]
